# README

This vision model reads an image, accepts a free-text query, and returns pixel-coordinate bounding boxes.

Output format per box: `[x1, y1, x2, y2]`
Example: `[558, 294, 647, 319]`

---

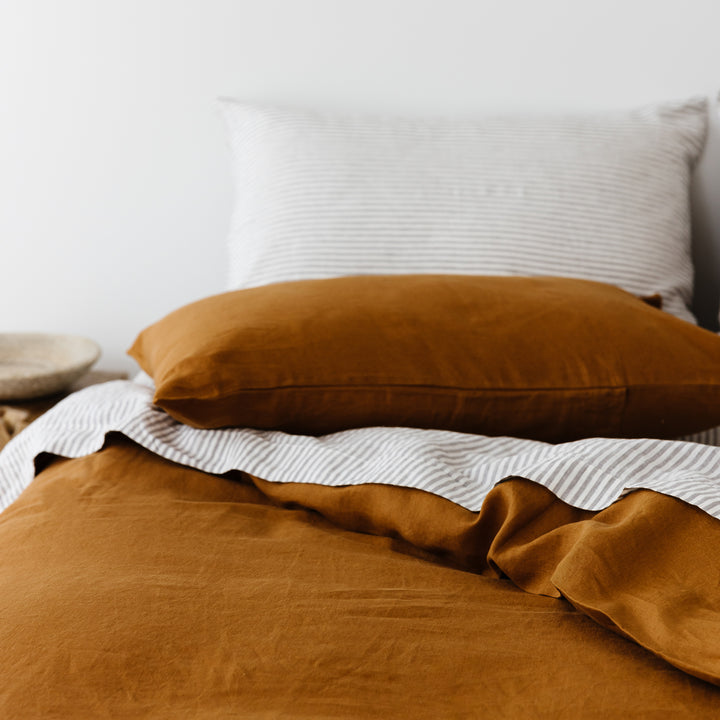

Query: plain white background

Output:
[1, 0, 719, 371]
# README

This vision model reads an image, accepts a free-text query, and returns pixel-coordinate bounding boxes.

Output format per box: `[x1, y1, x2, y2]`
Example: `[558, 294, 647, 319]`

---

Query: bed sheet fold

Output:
[252, 467, 720, 685]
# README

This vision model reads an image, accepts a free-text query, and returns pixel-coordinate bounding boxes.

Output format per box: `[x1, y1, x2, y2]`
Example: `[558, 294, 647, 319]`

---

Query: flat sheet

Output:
[2, 439, 720, 718]
[2, 380, 720, 520]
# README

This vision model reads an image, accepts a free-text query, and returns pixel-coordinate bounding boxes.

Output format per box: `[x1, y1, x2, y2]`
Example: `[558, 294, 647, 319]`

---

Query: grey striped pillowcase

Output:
[220, 97, 708, 322]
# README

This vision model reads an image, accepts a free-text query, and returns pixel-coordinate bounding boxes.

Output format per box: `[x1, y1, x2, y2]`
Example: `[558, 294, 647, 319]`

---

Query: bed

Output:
[1, 96, 720, 718]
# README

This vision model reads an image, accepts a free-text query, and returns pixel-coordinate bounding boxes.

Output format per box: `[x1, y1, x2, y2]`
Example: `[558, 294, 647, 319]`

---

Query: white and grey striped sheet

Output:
[1, 380, 720, 520]
[220, 98, 708, 323]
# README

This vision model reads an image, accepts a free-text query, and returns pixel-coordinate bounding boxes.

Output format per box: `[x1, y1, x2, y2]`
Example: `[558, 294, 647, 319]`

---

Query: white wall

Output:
[1, 0, 719, 371]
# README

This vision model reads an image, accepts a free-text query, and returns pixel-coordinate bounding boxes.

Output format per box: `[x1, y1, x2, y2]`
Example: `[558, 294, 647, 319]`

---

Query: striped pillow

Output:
[220, 98, 708, 323]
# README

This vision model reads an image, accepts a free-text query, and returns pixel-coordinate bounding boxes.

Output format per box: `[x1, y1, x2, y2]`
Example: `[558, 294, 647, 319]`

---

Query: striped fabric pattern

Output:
[220, 98, 708, 323]
[2, 380, 720, 520]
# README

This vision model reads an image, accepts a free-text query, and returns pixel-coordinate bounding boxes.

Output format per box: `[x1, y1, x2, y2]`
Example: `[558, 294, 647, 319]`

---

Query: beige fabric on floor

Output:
[0, 406, 29, 450]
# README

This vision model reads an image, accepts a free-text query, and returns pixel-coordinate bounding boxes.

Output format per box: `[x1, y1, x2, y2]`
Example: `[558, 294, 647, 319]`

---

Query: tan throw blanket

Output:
[0, 406, 30, 450]
[1, 438, 719, 717]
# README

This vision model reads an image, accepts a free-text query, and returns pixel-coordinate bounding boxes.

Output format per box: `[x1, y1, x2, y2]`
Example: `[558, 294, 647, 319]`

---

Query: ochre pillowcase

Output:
[129, 275, 720, 442]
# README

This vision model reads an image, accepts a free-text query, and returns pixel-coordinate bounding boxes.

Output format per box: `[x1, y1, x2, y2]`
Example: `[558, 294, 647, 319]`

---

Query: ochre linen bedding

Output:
[129, 275, 720, 441]
[2, 437, 720, 718]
